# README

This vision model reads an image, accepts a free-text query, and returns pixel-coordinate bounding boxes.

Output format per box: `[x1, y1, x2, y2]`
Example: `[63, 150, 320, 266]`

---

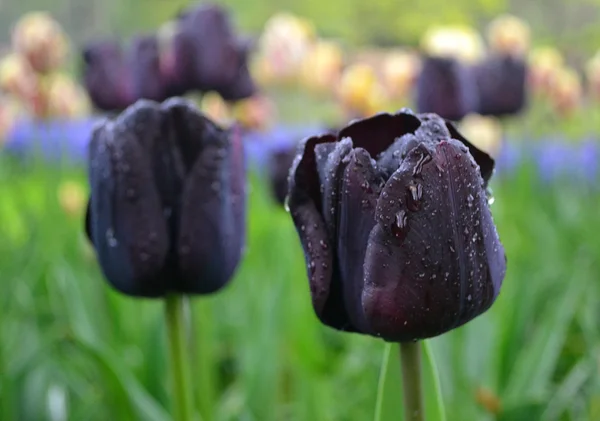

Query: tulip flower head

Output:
[337, 63, 387, 118]
[421, 26, 485, 65]
[85, 98, 246, 297]
[417, 26, 482, 121]
[382, 50, 421, 101]
[81, 39, 135, 112]
[11, 11, 69, 73]
[486, 14, 531, 58]
[549, 67, 582, 117]
[287, 110, 506, 341]
[255, 12, 316, 85]
[300, 40, 344, 94]
[528, 47, 564, 95]
[0, 53, 40, 102]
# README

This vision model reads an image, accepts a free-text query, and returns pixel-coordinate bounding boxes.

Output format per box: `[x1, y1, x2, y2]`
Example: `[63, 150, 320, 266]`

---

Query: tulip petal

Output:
[314, 138, 352, 239]
[363, 139, 505, 341]
[444, 120, 495, 184]
[173, 108, 243, 293]
[129, 35, 166, 102]
[377, 133, 420, 179]
[335, 148, 381, 332]
[338, 111, 421, 158]
[288, 135, 336, 317]
[87, 119, 170, 297]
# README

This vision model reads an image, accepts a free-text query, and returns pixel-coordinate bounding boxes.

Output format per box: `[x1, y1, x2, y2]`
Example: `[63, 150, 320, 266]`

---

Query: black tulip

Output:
[81, 39, 135, 112]
[176, 4, 256, 100]
[474, 54, 528, 117]
[416, 56, 479, 122]
[85, 98, 246, 297]
[287, 110, 506, 342]
[129, 34, 167, 102]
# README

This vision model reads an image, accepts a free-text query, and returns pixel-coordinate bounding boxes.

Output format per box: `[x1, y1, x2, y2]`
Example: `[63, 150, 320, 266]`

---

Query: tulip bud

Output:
[176, 4, 256, 100]
[382, 50, 421, 101]
[85, 98, 246, 297]
[0, 53, 40, 102]
[300, 40, 344, 94]
[11, 11, 69, 73]
[528, 47, 563, 95]
[255, 12, 316, 85]
[287, 110, 505, 341]
[473, 54, 528, 117]
[81, 39, 135, 112]
[338, 63, 387, 118]
[128, 34, 167, 102]
[417, 26, 483, 121]
[549, 67, 582, 117]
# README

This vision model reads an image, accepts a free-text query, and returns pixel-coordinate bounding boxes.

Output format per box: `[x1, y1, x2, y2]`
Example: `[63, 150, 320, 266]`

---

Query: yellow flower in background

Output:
[200, 91, 233, 127]
[300, 40, 344, 94]
[337, 63, 386, 118]
[486, 14, 531, 58]
[254, 12, 316, 85]
[458, 114, 503, 158]
[549, 67, 582, 117]
[231, 95, 276, 132]
[585, 52, 600, 101]
[382, 50, 421, 100]
[0, 53, 40, 101]
[11, 11, 69, 74]
[58, 181, 86, 218]
[43, 73, 91, 119]
[421, 25, 485, 64]
[528, 47, 564, 95]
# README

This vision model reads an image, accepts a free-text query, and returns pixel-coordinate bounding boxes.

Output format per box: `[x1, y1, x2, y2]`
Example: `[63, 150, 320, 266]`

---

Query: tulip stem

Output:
[400, 341, 425, 421]
[165, 294, 196, 421]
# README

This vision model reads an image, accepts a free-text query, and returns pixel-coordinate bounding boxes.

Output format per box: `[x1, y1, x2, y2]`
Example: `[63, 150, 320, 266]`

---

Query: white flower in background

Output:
[421, 25, 485, 64]
[487, 14, 531, 58]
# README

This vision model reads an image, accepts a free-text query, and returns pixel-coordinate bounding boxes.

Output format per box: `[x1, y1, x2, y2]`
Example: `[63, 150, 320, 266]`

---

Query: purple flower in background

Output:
[175, 4, 256, 100]
[85, 98, 246, 297]
[287, 110, 506, 341]
[81, 39, 135, 112]
[474, 55, 528, 117]
[415, 57, 478, 122]
[129, 34, 167, 102]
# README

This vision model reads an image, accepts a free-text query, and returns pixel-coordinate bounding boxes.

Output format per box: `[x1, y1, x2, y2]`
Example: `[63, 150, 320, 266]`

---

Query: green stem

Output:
[400, 341, 424, 421]
[422, 341, 446, 421]
[165, 294, 195, 421]
[374, 343, 393, 421]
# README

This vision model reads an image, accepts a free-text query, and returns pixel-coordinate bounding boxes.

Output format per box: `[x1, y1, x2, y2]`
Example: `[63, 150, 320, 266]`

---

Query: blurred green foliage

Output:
[2, 0, 600, 59]
[1, 152, 599, 420]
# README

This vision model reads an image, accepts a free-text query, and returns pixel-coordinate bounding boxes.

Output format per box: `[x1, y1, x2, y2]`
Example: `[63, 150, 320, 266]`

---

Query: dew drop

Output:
[105, 228, 118, 248]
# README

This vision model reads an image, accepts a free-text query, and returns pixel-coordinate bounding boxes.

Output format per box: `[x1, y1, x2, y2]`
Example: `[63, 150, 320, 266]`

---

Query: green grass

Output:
[0, 153, 598, 421]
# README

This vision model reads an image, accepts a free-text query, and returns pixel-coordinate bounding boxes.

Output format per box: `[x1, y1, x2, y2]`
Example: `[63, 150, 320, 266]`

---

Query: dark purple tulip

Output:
[175, 3, 256, 100]
[474, 55, 527, 117]
[81, 39, 135, 112]
[287, 110, 506, 341]
[416, 56, 479, 122]
[128, 34, 167, 102]
[85, 98, 246, 297]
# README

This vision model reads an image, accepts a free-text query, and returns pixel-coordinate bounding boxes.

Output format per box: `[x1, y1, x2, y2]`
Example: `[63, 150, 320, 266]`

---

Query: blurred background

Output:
[1, 0, 600, 420]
